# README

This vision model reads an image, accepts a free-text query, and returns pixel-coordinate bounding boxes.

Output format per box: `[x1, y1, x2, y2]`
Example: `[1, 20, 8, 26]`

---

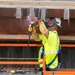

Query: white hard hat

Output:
[44, 18, 61, 28]
[55, 18, 61, 27]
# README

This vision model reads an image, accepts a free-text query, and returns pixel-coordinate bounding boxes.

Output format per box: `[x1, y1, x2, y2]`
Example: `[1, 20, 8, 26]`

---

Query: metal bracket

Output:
[40, 8, 46, 20]
[16, 7, 22, 19]
[38, 8, 46, 20]
[64, 8, 70, 20]
[29, 7, 35, 20]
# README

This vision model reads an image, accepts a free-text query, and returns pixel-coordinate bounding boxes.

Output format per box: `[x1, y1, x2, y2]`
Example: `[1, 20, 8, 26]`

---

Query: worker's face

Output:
[47, 20, 54, 27]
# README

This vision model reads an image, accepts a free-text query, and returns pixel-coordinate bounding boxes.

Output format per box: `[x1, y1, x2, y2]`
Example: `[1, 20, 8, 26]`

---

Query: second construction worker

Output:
[28, 18, 61, 71]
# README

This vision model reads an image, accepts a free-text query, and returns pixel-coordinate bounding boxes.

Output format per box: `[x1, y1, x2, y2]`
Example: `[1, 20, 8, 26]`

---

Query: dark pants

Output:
[39, 66, 58, 75]
[39, 65, 60, 71]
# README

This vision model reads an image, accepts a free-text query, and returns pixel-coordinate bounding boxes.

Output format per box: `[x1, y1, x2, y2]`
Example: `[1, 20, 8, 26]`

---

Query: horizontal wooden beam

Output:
[59, 36, 75, 41]
[0, 1, 75, 9]
[0, 35, 30, 40]
[0, 35, 33, 40]
[0, 35, 75, 41]
[0, 58, 38, 60]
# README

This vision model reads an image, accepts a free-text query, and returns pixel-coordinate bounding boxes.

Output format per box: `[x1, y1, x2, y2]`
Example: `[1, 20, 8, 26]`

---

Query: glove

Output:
[28, 20, 40, 33]
[32, 27, 36, 33]
[39, 21, 48, 34]
[28, 24, 36, 33]
[28, 24, 33, 32]
[31, 20, 40, 28]
[32, 33, 41, 41]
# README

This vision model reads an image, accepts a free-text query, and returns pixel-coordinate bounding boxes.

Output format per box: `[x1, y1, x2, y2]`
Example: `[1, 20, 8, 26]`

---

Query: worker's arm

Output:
[32, 32, 41, 41]
[39, 21, 49, 38]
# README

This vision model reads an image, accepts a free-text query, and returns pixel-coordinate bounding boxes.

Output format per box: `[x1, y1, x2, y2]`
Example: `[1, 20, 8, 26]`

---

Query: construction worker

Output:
[28, 18, 61, 71]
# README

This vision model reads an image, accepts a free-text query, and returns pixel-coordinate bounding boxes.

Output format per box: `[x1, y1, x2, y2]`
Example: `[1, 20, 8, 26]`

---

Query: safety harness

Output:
[46, 47, 61, 69]
[40, 31, 61, 69]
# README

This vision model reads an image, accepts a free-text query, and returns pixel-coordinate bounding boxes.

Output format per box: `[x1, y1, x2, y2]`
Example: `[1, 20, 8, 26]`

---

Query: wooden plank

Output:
[0, 35, 33, 40]
[0, 35, 74, 41]
[0, 58, 38, 60]
[0, 1, 75, 9]
[59, 36, 75, 41]
[0, 1, 75, 18]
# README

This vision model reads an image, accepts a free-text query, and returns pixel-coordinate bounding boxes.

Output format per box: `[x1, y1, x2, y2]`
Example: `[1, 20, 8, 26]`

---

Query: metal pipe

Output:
[0, 61, 41, 65]
[0, 43, 74, 47]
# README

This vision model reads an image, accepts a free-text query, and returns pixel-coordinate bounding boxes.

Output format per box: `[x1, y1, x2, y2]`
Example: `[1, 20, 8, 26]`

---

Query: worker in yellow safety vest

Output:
[28, 18, 61, 71]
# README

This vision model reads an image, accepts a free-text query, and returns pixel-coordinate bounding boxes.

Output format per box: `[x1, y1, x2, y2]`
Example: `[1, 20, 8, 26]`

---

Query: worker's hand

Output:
[28, 24, 36, 33]
[28, 20, 40, 33]
[31, 20, 40, 27]
[32, 27, 36, 33]
[28, 20, 45, 33]
[28, 24, 33, 32]
[30, 20, 48, 35]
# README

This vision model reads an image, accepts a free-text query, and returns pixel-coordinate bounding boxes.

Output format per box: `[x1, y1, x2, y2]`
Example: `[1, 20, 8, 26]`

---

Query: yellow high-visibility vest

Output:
[38, 47, 43, 68]
[38, 30, 60, 69]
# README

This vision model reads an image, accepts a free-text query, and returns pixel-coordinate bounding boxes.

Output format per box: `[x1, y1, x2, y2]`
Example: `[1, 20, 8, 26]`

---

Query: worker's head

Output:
[44, 18, 61, 30]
